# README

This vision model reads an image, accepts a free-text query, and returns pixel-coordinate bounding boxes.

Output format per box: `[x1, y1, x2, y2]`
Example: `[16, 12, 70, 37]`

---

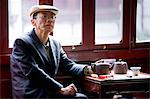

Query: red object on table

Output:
[99, 75, 107, 79]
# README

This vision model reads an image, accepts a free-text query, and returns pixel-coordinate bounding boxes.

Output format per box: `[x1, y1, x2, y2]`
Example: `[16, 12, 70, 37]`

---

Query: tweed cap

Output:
[29, 5, 59, 17]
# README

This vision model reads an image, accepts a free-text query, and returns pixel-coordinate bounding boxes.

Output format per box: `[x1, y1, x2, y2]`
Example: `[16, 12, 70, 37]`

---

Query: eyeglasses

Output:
[34, 15, 56, 20]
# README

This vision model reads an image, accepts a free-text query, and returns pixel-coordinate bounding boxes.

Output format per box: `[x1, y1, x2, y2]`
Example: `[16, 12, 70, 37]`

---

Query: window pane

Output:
[9, 0, 38, 48]
[136, 0, 150, 43]
[53, 0, 82, 46]
[95, 0, 123, 44]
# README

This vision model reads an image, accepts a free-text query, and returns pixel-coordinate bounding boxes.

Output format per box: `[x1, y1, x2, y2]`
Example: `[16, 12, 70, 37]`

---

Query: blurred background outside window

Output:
[95, 0, 123, 44]
[9, 0, 38, 48]
[53, 0, 82, 46]
[136, 0, 150, 43]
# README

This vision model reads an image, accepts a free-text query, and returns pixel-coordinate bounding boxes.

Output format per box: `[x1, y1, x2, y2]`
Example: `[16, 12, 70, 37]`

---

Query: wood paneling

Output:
[0, 80, 12, 98]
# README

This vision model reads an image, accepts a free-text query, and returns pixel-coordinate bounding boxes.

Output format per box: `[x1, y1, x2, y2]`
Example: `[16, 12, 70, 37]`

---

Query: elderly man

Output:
[10, 5, 93, 98]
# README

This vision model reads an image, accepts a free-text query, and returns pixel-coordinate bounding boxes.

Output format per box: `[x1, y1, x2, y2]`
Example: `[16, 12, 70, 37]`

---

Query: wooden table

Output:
[81, 71, 150, 98]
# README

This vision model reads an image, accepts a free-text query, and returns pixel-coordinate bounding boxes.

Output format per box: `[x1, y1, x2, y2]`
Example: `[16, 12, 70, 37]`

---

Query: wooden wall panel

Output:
[0, 80, 12, 98]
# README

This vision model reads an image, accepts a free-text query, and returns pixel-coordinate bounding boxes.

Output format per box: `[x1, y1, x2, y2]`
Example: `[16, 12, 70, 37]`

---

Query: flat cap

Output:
[29, 5, 59, 17]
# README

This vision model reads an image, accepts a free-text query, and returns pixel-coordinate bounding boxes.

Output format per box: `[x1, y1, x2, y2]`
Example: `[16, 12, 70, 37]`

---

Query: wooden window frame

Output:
[0, 0, 149, 63]
[130, 0, 150, 49]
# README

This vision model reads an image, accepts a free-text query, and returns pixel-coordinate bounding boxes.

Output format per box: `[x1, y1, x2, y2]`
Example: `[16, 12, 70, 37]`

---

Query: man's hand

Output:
[84, 66, 94, 75]
[58, 83, 77, 96]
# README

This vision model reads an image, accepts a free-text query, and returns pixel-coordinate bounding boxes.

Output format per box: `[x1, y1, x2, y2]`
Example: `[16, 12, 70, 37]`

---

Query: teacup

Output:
[130, 67, 141, 76]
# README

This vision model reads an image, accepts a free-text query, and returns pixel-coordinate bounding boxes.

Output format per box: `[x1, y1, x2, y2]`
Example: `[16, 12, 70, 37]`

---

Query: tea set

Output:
[90, 59, 141, 79]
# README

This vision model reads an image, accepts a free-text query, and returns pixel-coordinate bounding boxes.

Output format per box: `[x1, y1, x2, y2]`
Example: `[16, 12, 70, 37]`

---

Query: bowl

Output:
[130, 67, 141, 76]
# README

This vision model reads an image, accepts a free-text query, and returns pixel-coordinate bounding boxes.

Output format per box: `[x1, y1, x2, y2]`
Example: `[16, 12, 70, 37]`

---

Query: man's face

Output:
[31, 11, 56, 33]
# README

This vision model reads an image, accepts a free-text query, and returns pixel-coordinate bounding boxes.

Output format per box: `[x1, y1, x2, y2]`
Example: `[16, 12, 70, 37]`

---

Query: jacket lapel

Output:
[30, 30, 50, 64]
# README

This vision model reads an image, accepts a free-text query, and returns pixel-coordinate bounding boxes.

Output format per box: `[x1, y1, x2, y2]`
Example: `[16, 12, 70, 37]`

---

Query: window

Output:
[53, 0, 82, 46]
[8, 0, 39, 48]
[136, 0, 150, 43]
[9, 0, 82, 47]
[95, 0, 123, 44]
[0, 0, 149, 63]
[6, 0, 150, 52]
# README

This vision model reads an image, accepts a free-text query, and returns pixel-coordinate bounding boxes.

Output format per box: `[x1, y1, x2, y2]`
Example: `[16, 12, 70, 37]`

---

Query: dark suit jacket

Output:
[10, 29, 85, 98]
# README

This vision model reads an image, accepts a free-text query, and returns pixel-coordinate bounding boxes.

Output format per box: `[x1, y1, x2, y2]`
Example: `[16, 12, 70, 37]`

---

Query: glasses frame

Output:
[33, 13, 56, 20]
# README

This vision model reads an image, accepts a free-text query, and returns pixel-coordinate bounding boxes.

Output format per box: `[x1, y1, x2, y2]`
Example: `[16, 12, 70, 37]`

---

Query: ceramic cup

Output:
[130, 67, 141, 76]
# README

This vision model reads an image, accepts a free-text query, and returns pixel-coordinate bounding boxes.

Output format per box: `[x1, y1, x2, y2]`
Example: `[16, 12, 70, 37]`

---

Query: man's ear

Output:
[31, 19, 36, 26]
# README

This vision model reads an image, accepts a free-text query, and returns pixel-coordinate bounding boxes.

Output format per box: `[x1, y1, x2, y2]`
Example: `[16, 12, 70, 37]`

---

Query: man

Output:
[10, 5, 93, 98]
